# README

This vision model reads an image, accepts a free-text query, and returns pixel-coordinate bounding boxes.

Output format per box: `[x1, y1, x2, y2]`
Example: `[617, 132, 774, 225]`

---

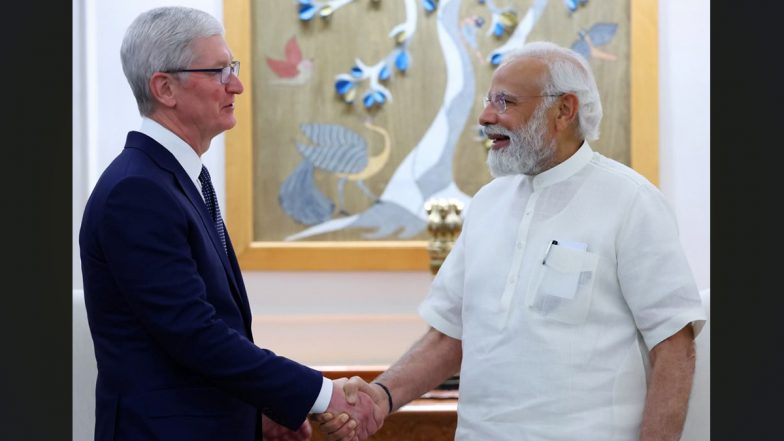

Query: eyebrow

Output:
[489, 91, 517, 101]
[206, 60, 234, 69]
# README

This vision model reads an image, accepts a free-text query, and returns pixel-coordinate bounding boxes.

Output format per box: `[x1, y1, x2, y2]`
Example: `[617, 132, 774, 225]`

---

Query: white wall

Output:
[658, 2, 710, 440]
[73, 0, 710, 366]
[659, 0, 710, 292]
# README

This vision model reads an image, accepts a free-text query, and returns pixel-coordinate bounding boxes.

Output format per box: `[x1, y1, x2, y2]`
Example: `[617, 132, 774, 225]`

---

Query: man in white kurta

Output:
[419, 141, 705, 440]
[315, 41, 706, 441]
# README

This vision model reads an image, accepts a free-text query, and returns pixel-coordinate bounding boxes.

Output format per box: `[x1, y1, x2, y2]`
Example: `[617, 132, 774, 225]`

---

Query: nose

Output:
[478, 102, 498, 126]
[227, 73, 244, 94]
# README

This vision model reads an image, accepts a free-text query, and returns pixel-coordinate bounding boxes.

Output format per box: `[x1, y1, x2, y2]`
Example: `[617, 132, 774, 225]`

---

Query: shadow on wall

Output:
[681, 288, 710, 441]
[73, 290, 96, 441]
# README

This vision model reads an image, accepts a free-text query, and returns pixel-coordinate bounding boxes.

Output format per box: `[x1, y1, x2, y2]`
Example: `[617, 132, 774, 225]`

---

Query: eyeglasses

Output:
[482, 91, 564, 114]
[164, 60, 240, 84]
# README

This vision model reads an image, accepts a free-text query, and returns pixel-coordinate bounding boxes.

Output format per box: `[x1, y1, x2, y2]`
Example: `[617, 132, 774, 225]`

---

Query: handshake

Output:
[312, 376, 391, 441]
[262, 376, 389, 441]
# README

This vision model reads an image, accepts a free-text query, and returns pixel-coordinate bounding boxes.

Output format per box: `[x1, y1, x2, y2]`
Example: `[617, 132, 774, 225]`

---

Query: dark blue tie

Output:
[198, 165, 227, 254]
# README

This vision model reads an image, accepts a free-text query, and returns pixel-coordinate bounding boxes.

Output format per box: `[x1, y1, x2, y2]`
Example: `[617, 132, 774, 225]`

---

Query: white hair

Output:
[120, 6, 224, 116]
[485, 99, 557, 177]
[501, 41, 603, 141]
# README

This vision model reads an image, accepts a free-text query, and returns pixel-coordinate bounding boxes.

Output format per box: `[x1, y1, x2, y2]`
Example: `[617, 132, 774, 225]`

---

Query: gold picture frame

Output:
[224, 0, 658, 271]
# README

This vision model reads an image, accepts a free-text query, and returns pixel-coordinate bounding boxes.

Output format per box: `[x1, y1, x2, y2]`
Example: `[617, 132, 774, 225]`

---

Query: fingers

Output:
[353, 377, 384, 402]
[261, 413, 314, 441]
[318, 412, 357, 441]
[325, 422, 356, 441]
[342, 376, 364, 405]
[319, 412, 348, 432]
[343, 375, 384, 406]
[310, 412, 333, 423]
[319, 376, 387, 440]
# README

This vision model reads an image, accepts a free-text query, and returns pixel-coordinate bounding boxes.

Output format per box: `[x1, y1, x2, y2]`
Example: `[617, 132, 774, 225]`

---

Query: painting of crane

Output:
[279, 120, 391, 225]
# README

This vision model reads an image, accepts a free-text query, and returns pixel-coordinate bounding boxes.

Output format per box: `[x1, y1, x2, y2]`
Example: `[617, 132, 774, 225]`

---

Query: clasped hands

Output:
[310, 376, 390, 441]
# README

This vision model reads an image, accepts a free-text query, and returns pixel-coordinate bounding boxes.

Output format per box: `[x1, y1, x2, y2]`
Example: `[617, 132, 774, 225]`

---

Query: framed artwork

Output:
[224, 0, 658, 270]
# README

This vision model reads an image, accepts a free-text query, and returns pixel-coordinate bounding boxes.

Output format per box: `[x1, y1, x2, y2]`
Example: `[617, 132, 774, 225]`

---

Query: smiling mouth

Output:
[487, 134, 510, 149]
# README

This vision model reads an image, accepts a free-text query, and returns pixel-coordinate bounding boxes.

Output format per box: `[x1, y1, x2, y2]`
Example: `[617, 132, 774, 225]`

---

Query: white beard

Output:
[485, 101, 556, 177]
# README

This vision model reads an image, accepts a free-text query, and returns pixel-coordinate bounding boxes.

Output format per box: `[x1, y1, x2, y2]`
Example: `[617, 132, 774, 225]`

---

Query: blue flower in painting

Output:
[492, 22, 504, 38]
[488, 10, 518, 39]
[335, 78, 354, 95]
[362, 93, 375, 109]
[378, 64, 391, 81]
[395, 50, 410, 72]
[564, 0, 589, 14]
[362, 90, 388, 109]
[298, 3, 318, 21]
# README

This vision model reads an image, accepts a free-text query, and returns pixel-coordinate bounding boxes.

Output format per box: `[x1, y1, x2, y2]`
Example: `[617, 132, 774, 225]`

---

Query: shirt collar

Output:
[138, 117, 203, 187]
[529, 141, 594, 191]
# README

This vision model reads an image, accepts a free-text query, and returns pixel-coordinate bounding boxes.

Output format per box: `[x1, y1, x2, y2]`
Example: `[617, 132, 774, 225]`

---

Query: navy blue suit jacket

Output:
[79, 131, 323, 441]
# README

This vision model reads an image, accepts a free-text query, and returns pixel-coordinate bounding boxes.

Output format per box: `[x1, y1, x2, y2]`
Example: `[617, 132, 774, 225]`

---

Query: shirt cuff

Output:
[309, 377, 333, 414]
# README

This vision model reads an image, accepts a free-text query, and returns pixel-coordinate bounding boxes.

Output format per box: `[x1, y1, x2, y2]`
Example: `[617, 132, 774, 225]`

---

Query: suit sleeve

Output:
[99, 176, 322, 429]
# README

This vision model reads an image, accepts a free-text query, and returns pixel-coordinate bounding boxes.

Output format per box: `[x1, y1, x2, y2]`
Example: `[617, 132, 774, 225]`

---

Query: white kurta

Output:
[419, 143, 706, 441]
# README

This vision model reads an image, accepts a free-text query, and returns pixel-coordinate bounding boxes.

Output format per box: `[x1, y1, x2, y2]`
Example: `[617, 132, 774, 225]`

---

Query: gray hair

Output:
[502, 41, 603, 141]
[120, 6, 224, 116]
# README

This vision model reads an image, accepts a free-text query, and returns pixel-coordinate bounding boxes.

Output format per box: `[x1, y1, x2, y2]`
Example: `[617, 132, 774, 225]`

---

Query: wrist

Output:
[373, 382, 394, 415]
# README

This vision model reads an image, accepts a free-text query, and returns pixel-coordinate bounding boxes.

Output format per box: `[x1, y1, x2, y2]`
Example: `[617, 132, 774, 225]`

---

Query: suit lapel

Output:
[124, 132, 250, 326]
[225, 233, 254, 339]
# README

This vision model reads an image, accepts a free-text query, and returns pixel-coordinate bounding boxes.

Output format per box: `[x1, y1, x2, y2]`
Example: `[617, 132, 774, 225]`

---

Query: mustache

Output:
[482, 125, 514, 137]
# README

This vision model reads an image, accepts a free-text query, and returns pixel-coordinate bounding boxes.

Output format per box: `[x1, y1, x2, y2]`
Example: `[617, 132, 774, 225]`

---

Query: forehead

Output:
[189, 35, 232, 65]
[489, 56, 548, 95]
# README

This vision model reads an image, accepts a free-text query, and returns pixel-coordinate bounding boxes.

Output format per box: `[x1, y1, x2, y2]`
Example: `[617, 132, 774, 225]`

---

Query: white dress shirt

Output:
[139, 117, 205, 199]
[419, 142, 706, 441]
[137, 117, 333, 414]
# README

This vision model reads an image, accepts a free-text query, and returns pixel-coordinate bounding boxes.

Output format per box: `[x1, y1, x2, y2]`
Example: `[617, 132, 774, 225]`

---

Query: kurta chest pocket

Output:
[528, 243, 599, 324]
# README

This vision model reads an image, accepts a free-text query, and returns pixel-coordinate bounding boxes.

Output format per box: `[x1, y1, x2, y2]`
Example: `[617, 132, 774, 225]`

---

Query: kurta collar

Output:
[529, 141, 594, 191]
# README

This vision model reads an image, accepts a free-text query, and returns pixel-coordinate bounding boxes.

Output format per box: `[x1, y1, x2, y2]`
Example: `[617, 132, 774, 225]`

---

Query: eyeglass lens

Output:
[221, 62, 240, 83]
[483, 94, 506, 113]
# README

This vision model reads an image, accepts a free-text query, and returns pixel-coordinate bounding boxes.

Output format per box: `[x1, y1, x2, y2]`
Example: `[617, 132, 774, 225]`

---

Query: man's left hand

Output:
[262, 413, 312, 441]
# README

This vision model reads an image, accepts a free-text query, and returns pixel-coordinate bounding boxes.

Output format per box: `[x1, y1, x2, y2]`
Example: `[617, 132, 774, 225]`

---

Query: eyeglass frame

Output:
[163, 60, 240, 84]
[482, 91, 565, 114]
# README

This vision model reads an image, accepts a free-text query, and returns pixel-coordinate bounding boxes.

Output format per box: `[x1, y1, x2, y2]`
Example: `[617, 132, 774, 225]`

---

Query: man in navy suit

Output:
[79, 6, 382, 441]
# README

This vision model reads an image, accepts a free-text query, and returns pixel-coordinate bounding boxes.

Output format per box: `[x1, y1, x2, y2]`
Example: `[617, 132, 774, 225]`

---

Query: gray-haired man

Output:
[80, 7, 382, 441]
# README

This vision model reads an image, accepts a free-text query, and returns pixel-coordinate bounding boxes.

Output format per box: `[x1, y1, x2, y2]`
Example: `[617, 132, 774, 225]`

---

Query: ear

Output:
[554, 93, 579, 132]
[149, 72, 178, 109]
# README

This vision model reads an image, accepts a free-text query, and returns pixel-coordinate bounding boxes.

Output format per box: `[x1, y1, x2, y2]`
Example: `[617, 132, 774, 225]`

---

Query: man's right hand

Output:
[312, 377, 388, 441]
